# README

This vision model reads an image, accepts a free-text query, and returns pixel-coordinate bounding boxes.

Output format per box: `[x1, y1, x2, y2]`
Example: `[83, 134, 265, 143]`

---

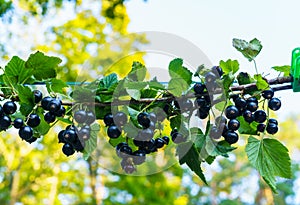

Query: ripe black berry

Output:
[234, 97, 247, 109]
[0, 115, 11, 129]
[62, 143, 75, 156]
[19, 126, 33, 140]
[58, 130, 66, 143]
[198, 110, 209, 119]
[54, 106, 66, 117]
[205, 72, 217, 83]
[162, 136, 170, 145]
[225, 105, 239, 119]
[3, 101, 17, 115]
[41, 96, 53, 110]
[268, 118, 278, 125]
[149, 112, 157, 123]
[73, 139, 85, 152]
[139, 128, 154, 141]
[155, 138, 165, 148]
[33, 90, 43, 103]
[0, 105, 3, 116]
[85, 111, 96, 125]
[25, 136, 37, 144]
[224, 131, 239, 144]
[113, 112, 127, 126]
[48, 99, 62, 113]
[27, 114, 41, 128]
[254, 110, 267, 123]
[116, 143, 132, 158]
[257, 123, 266, 132]
[13, 118, 24, 129]
[228, 119, 240, 131]
[44, 112, 56, 123]
[211, 66, 223, 77]
[132, 150, 146, 165]
[63, 129, 77, 143]
[104, 113, 114, 126]
[268, 98, 281, 111]
[266, 123, 278, 135]
[107, 125, 121, 138]
[247, 97, 258, 104]
[210, 126, 222, 139]
[137, 112, 151, 128]
[171, 131, 187, 144]
[262, 89, 274, 99]
[78, 128, 90, 141]
[243, 110, 254, 123]
[74, 110, 87, 124]
[194, 82, 205, 94]
[246, 102, 258, 112]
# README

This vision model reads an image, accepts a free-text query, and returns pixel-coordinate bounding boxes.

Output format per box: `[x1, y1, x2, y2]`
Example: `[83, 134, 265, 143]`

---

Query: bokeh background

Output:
[0, 0, 300, 204]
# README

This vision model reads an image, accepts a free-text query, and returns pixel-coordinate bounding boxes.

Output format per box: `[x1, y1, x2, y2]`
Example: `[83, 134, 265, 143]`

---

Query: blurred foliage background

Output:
[0, 1, 299, 204]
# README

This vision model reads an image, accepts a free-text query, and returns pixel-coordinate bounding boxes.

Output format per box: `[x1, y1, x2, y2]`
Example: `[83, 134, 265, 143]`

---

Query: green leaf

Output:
[46, 78, 68, 94]
[16, 85, 35, 115]
[34, 108, 51, 136]
[219, 59, 239, 74]
[237, 116, 258, 135]
[237, 72, 255, 85]
[232, 38, 263, 61]
[177, 142, 207, 184]
[19, 103, 34, 116]
[246, 136, 292, 193]
[222, 73, 235, 93]
[98, 73, 119, 90]
[127, 61, 147, 82]
[168, 58, 192, 97]
[126, 89, 141, 100]
[272, 65, 290, 76]
[5, 56, 33, 84]
[84, 123, 100, 160]
[254, 74, 269, 90]
[25, 51, 62, 80]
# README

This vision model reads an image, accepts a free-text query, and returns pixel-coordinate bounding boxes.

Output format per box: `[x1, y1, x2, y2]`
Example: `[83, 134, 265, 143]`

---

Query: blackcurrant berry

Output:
[48, 99, 62, 113]
[181, 99, 193, 112]
[139, 128, 154, 141]
[228, 119, 240, 131]
[113, 112, 127, 126]
[194, 82, 205, 94]
[210, 126, 222, 139]
[268, 118, 278, 125]
[143, 139, 157, 153]
[155, 138, 165, 148]
[171, 131, 187, 144]
[246, 102, 258, 112]
[44, 112, 56, 124]
[54, 106, 66, 117]
[66, 124, 78, 133]
[33, 90, 43, 103]
[62, 143, 75, 156]
[195, 97, 206, 108]
[58, 130, 66, 143]
[27, 113, 41, 128]
[116, 142, 128, 151]
[162, 136, 170, 145]
[0, 115, 11, 129]
[234, 97, 247, 109]
[224, 131, 239, 144]
[133, 138, 145, 147]
[205, 72, 217, 83]
[148, 112, 157, 123]
[3, 101, 17, 115]
[107, 125, 121, 138]
[198, 110, 209, 119]
[13, 118, 24, 129]
[254, 110, 267, 123]
[247, 97, 258, 104]
[243, 110, 254, 123]
[73, 139, 85, 152]
[132, 150, 146, 165]
[103, 113, 114, 126]
[266, 123, 278, 135]
[41, 96, 53, 110]
[215, 116, 227, 125]
[262, 89, 274, 99]
[268, 98, 281, 111]
[225, 105, 239, 119]
[25, 136, 37, 144]
[148, 121, 156, 131]
[257, 123, 266, 132]
[78, 128, 90, 141]
[137, 112, 151, 128]
[85, 111, 96, 125]
[211, 66, 223, 77]
[0, 105, 3, 116]
[116, 143, 132, 158]
[74, 110, 87, 124]
[19, 126, 33, 140]
[63, 129, 77, 143]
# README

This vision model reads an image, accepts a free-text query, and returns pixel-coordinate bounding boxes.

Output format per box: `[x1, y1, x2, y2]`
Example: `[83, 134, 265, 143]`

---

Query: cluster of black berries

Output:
[41, 94, 66, 123]
[58, 109, 96, 156]
[194, 66, 224, 120]
[103, 111, 169, 173]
